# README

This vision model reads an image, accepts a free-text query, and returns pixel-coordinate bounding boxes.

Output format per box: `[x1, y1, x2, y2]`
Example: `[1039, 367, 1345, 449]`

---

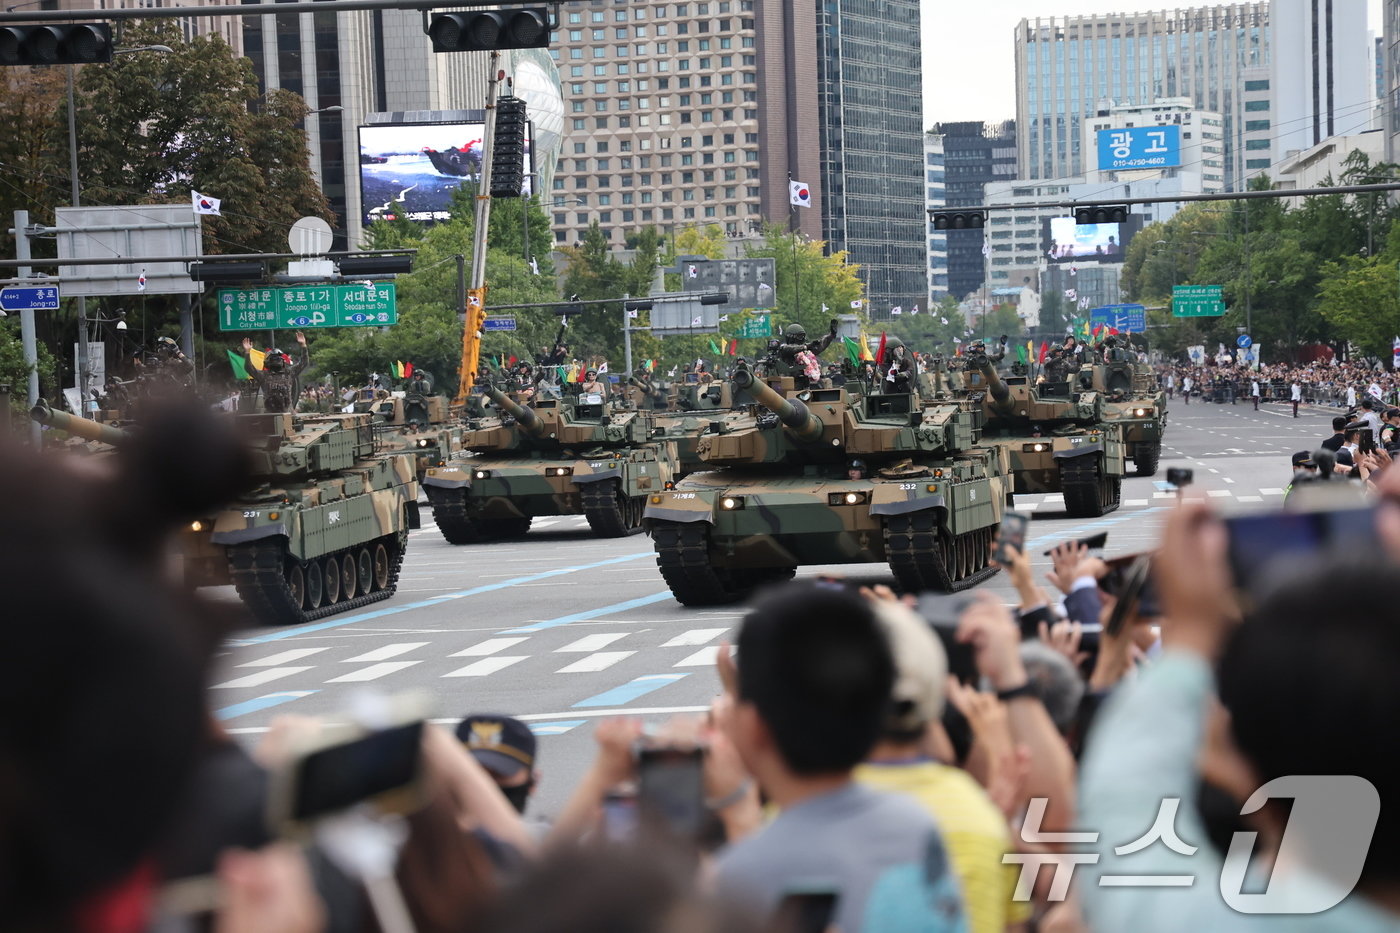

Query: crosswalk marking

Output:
[1236, 495, 1263, 503]
[1207, 490, 1232, 498]
[326, 661, 421, 683]
[1153, 492, 1177, 499]
[674, 646, 720, 668]
[1123, 498, 1149, 506]
[214, 667, 312, 689]
[237, 648, 329, 668]
[1260, 488, 1284, 495]
[556, 651, 635, 674]
[343, 642, 428, 663]
[557, 633, 630, 653]
[451, 637, 530, 657]
[662, 628, 730, 648]
[444, 656, 528, 677]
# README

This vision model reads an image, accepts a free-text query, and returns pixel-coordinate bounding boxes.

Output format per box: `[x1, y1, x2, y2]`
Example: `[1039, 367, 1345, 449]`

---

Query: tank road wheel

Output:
[651, 520, 755, 606]
[285, 562, 306, 611]
[1134, 441, 1161, 477]
[304, 560, 325, 609]
[1059, 457, 1120, 518]
[884, 513, 1000, 594]
[372, 543, 391, 591]
[427, 488, 484, 545]
[322, 557, 341, 605]
[478, 516, 533, 540]
[355, 547, 374, 595]
[582, 480, 646, 538]
[340, 553, 358, 601]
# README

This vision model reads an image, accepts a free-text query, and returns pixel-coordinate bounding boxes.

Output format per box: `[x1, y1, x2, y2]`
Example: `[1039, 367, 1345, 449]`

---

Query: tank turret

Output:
[732, 366, 825, 442]
[31, 399, 127, 446]
[481, 384, 548, 437]
[970, 353, 1016, 417]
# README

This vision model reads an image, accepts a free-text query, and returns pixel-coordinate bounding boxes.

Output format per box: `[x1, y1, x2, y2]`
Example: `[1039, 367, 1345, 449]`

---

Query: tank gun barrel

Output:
[30, 399, 127, 445]
[481, 384, 547, 437]
[971, 353, 1015, 416]
[732, 367, 824, 442]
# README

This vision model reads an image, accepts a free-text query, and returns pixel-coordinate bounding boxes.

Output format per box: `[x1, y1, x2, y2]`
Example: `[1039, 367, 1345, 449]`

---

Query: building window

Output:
[1245, 139, 1270, 150]
[1246, 158, 1271, 169]
[1244, 100, 1269, 112]
[1245, 119, 1270, 131]
[1244, 79, 1269, 91]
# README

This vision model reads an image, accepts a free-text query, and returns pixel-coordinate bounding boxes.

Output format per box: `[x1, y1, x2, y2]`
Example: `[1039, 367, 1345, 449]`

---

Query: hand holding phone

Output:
[994, 511, 1029, 564]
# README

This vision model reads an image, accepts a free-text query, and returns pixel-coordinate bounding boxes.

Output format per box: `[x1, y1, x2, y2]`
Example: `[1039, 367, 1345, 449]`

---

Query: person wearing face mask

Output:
[456, 714, 548, 838]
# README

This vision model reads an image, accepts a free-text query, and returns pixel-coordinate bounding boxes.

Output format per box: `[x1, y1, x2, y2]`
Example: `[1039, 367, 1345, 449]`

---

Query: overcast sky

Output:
[922, 0, 1384, 125]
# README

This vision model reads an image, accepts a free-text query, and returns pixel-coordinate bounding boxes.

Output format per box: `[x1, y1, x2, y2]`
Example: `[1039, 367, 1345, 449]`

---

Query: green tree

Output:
[745, 225, 863, 338]
[1317, 220, 1400, 363]
[0, 317, 58, 425]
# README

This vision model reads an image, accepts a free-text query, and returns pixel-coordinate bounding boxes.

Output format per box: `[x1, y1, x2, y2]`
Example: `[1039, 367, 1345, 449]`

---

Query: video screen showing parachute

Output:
[358, 121, 533, 224]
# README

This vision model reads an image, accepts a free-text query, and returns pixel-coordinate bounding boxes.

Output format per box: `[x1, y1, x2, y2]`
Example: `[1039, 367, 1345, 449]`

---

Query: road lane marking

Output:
[237, 648, 330, 667]
[230, 552, 654, 646]
[1207, 490, 1232, 497]
[213, 666, 313, 689]
[501, 592, 674, 634]
[573, 673, 690, 708]
[674, 646, 720, 667]
[662, 628, 730, 648]
[1260, 488, 1285, 495]
[451, 637, 530, 657]
[215, 691, 317, 720]
[444, 656, 528, 677]
[326, 660, 421, 683]
[555, 651, 635, 673]
[1123, 499, 1149, 506]
[1236, 495, 1263, 502]
[343, 642, 428, 663]
[557, 633, 630, 653]
[530, 720, 587, 735]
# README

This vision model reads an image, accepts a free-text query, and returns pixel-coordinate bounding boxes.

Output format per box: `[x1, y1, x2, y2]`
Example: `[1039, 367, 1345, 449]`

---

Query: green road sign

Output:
[1172, 284, 1226, 317]
[735, 313, 772, 338]
[217, 283, 398, 330]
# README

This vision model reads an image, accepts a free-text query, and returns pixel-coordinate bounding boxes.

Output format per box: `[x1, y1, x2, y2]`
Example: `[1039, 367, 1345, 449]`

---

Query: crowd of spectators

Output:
[11, 396, 1400, 933]
[1161, 358, 1400, 409]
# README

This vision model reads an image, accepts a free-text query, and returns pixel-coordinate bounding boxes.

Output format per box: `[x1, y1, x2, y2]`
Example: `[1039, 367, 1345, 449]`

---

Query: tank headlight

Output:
[190, 520, 203, 532]
[474, 469, 491, 480]
[720, 496, 745, 511]
[844, 492, 861, 505]
[650, 495, 662, 504]
[1022, 442, 1048, 453]
[1090, 435, 1100, 443]
[1134, 408, 1148, 417]
[926, 484, 938, 493]
[664, 481, 675, 490]
[417, 438, 432, 448]
[830, 438, 841, 447]
[546, 466, 574, 476]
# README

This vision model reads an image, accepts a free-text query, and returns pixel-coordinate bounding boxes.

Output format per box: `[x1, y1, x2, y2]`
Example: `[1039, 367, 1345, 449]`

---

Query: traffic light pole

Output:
[67, 63, 93, 414]
[469, 51, 500, 298]
[14, 210, 39, 446]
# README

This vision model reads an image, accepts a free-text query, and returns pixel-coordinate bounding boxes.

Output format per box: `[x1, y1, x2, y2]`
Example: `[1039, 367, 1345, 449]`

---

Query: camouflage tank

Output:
[961, 351, 1125, 517]
[1075, 348, 1166, 476]
[638, 376, 747, 476]
[643, 365, 1009, 605]
[30, 398, 124, 452]
[32, 403, 421, 625]
[422, 382, 679, 543]
[353, 372, 463, 481]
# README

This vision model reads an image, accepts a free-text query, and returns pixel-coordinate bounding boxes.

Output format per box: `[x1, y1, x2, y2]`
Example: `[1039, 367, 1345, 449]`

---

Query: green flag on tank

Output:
[226, 349, 249, 380]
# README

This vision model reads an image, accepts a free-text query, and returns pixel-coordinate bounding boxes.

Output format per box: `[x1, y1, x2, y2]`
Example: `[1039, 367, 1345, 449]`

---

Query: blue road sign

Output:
[1089, 303, 1146, 333]
[0, 286, 60, 311]
[1237, 334, 1253, 349]
[483, 316, 517, 332]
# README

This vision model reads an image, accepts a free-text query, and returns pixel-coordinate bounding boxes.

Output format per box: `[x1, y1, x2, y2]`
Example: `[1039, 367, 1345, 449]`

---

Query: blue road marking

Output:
[573, 674, 690, 709]
[500, 591, 675, 634]
[530, 720, 588, 735]
[1026, 507, 1166, 551]
[215, 690, 317, 720]
[231, 552, 653, 646]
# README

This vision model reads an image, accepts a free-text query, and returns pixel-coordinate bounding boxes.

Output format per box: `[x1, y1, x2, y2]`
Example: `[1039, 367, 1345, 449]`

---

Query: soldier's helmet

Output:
[263, 349, 288, 372]
[155, 335, 180, 357]
[848, 458, 867, 474]
[885, 335, 906, 350]
[784, 323, 807, 342]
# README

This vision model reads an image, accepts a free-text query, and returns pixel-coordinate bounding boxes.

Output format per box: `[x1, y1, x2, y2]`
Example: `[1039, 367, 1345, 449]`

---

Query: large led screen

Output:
[359, 122, 533, 224]
[1046, 217, 1125, 262]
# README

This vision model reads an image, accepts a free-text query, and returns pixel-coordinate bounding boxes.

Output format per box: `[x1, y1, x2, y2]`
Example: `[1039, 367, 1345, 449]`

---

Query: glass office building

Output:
[933, 121, 1017, 301]
[1015, 5, 1269, 190]
[815, 0, 925, 318]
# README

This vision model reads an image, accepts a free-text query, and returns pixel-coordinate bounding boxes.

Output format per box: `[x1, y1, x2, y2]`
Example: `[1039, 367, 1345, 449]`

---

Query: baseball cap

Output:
[455, 714, 536, 777]
[872, 600, 947, 732]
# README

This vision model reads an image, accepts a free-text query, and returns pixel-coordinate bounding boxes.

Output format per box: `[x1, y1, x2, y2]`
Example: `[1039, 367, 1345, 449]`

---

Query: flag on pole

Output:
[719, 314, 730, 322]
[842, 336, 861, 367]
[758, 282, 772, 293]
[404, 362, 414, 379]
[1069, 264, 1078, 276]
[1393, 336, 1400, 369]
[981, 238, 991, 258]
[1015, 342, 1028, 364]
[940, 316, 949, 325]
[727, 338, 738, 356]
[645, 359, 655, 372]
[393, 360, 405, 378]
[821, 303, 830, 313]
[191, 191, 221, 215]
[890, 306, 903, 316]
[850, 299, 863, 309]
[1038, 341, 1049, 364]
[247, 347, 267, 371]
[687, 264, 698, 279]
[1370, 382, 1384, 400]
[529, 257, 540, 275]
[910, 304, 920, 315]
[875, 331, 888, 365]
[788, 179, 812, 208]
[226, 349, 249, 380]
[137, 272, 147, 292]
[708, 338, 722, 354]
[598, 362, 609, 374]
[628, 309, 639, 319]
[691, 315, 702, 325]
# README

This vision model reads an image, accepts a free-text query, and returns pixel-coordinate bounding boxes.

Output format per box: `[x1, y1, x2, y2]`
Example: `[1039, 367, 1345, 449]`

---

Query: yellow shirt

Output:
[856, 760, 1030, 933]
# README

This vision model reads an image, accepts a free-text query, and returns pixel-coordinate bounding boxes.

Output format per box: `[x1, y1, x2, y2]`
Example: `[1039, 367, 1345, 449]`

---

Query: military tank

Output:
[30, 398, 124, 450]
[644, 365, 1009, 605]
[961, 351, 1125, 517]
[422, 381, 679, 543]
[354, 372, 464, 481]
[1075, 348, 1166, 476]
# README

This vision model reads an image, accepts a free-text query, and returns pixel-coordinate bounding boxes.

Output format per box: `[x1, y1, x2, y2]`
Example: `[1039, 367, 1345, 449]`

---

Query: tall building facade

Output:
[934, 120, 1016, 301]
[1084, 98, 1226, 192]
[1388, 0, 1400, 163]
[1014, 5, 1268, 190]
[1270, 0, 1373, 159]
[924, 133, 947, 303]
[814, 0, 924, 317]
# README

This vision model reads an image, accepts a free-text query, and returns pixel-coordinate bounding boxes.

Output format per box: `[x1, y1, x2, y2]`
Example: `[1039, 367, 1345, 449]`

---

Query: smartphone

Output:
[601, 790, 640, 842]
[266, 720, 425, 836]
[1166, 467, 1193, 487]
[637, 746, 707, 841]
[995, 511, 1030, 563]
[1359, 427, 1376, 454]
[1042, 530, 1108, 556]
[772, 891, 840, 933]
[1223, 505, 1376, 594]
[916, 593, 978, 683]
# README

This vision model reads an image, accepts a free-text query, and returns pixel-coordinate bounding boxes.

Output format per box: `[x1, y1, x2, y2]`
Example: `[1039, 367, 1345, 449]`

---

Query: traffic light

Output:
[428, 9, 549, 53]
[930, 210, 987, 231]
[0, 24, 112, 66]
[1075, 205, 1129, 225]
[338, 254, 413, 276]
[490, 96, 527, 199]
[188, 260, 265, 283]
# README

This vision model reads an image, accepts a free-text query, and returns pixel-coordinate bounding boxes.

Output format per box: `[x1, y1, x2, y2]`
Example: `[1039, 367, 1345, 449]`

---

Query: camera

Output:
[1166, 467, 1193, 488]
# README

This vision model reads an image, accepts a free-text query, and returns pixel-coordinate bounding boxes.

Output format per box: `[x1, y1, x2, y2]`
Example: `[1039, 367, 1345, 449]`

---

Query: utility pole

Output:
[67, 64, 92, 413]
[622, 292, 633, 376]
[14, 209, 39, 445]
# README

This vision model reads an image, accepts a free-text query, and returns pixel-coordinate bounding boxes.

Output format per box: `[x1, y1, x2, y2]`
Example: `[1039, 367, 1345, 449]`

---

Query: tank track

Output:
[884, 511, 999, 594]
[650, 521, 793, 606]
[1059, 457, 1121, 518]
[425, 487, 482, 544]
[226, 532, 406, 626]
[581, 480, 645, 538]
[1134, 440, 1161, 477]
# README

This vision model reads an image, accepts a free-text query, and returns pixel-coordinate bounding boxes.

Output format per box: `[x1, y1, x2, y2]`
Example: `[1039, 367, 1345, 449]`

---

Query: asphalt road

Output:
[209, 394, 1338, 819]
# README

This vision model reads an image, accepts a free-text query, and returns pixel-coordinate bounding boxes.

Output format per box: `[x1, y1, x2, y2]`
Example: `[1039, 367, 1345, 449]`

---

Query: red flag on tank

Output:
[875, 331, 887, 364]
[1038, 341, 1049, 363]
